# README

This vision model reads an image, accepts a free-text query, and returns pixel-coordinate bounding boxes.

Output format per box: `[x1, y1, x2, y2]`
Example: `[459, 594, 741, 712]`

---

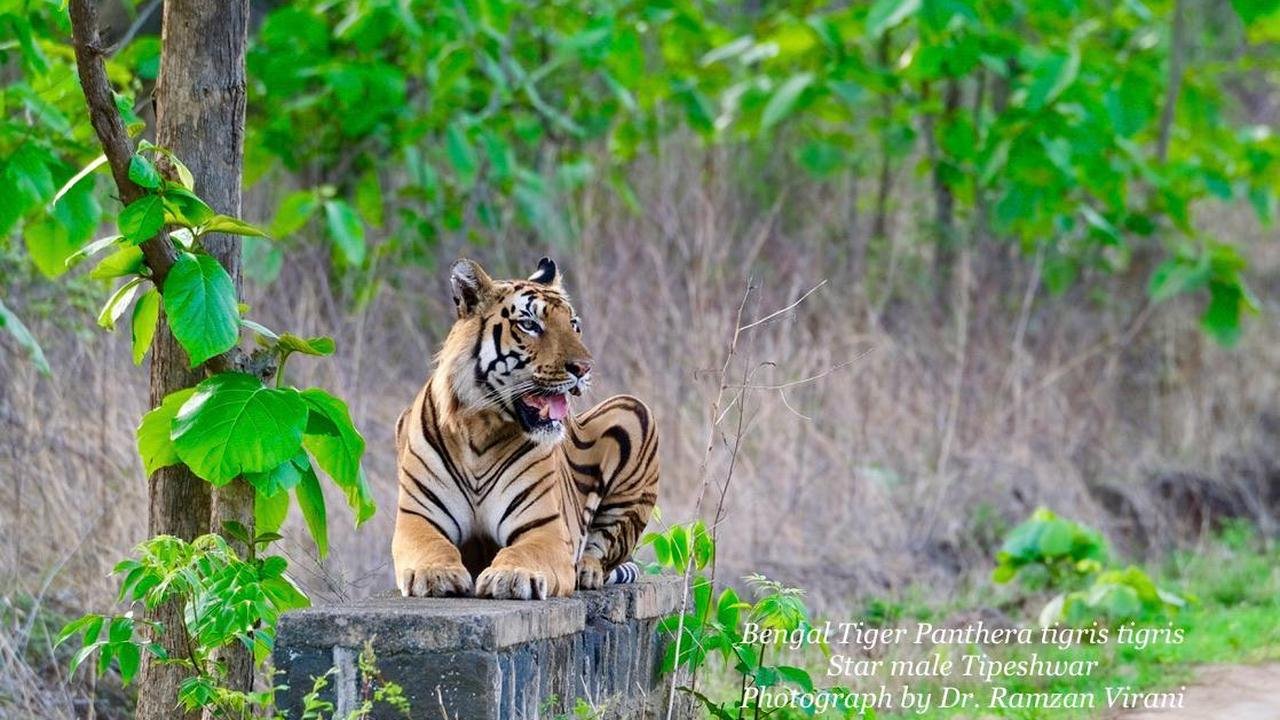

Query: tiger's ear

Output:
[450, 258, 494, 318]
[528, 256, 561, 287]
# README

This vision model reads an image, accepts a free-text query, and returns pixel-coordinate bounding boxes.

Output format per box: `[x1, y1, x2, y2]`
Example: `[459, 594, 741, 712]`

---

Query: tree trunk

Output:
[924, 80, 963, 309]
[1117, 0, 1188, 442]
[134, 2, 252, 719]
[870, 33, 894, 247]
[1156, 0, 1186, 164]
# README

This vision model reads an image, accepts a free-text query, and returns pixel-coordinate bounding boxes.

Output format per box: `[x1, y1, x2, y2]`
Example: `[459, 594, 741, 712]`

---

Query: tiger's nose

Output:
[565, 360, 592, 378]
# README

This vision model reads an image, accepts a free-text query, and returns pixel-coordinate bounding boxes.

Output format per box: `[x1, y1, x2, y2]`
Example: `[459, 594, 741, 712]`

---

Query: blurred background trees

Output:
[5, 0, 1276, 336]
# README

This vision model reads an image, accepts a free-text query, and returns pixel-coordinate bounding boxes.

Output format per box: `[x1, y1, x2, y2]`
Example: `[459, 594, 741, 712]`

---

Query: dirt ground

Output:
[1118, 664, 1280, 720]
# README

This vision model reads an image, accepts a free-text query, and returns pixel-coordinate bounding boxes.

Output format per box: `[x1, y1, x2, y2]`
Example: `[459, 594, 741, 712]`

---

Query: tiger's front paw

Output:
[577, 556, 605, 590]
[398, 564, 473, 598]
[475, 566, 549, 600]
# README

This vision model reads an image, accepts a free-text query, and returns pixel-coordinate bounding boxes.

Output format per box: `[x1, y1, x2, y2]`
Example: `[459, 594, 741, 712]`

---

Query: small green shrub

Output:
[642, 522, 871, 719]
[1041, 566, 1187, 627]
[991, 507, 1108, 589]
[994, 508, 1186, 628]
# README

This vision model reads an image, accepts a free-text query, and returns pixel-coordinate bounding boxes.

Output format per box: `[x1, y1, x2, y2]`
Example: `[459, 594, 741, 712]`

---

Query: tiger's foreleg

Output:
[476, 519, 576, 601]
[393, 506, 473, 597]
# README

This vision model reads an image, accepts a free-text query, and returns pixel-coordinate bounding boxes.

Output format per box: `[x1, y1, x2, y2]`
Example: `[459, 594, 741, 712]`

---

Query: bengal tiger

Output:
[392, 257, 659, 599]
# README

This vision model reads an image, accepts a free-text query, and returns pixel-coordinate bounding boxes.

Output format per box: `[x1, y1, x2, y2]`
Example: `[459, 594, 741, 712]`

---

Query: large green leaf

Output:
[322, 199, 366, 265]
[162, 252, 240, 367]
[171, 373, 309, 485]
[255, 486, 291, 536]
[0, 298, 51, 375]
[247, 452, 308, 498]
[97, 277, 144, 331]
[131, 289, 160, 365]
[300, 388, 374, 524]
[127, 155, 161, 189]
[270, 190, 318, 237]
[295, 465, 329, 557]
[137, 388, 196, 476]
[89, 245, 146, 280]
[867, 0, 920, 37]
[760, 73, 814, 130]
[118, 195, 166, 244]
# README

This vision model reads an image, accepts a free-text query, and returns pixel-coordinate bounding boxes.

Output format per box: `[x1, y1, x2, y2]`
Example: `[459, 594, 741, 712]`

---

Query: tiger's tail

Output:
[605, 560, 640, 585]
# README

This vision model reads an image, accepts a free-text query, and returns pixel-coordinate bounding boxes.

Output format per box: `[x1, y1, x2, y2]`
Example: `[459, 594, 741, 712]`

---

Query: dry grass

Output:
[2, 141, 1278, 716]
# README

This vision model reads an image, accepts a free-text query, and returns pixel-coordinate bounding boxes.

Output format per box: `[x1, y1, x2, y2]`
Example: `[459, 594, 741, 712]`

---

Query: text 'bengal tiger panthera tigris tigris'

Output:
[392, 257, 659, 599]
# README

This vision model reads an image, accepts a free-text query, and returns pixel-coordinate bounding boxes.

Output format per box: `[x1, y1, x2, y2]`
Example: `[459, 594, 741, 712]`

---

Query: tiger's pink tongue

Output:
[545, 394, 568, 421]
[527, 393, 569, 421]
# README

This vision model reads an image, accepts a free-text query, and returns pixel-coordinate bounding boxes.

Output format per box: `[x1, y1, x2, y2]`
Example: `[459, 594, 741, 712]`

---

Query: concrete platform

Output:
[272, 577, 686, 719]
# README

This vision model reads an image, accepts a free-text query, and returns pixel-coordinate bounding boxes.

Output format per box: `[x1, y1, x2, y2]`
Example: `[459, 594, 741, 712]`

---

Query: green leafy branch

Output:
[642, 521, 837, 718]
[55, 534, 309, 695]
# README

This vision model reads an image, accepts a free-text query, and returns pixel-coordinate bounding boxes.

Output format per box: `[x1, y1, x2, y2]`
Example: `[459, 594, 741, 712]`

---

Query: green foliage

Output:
[23, 125, 377, 715]
[643, 522, 854, 718]
[138, 374, 373, 555]
[292, 642, 412, 720]
[993, 508, 1186, 628]
[241, 0, 692, 269]
[171, 373, 310, 484]
[53, 534, 414, 719]
[0, 297, 51, 375]
[1045, 565, 1187, 627]
[991, 507, 1108, 588]
[56, 534, 308, 690]
[2, 0, 1277, 379]
[75, 146, 378, 559]
[670, 0, 1274, 339]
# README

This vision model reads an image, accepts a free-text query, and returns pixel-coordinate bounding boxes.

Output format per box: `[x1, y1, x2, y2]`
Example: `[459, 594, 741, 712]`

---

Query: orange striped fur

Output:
[392, 258, 658, 599]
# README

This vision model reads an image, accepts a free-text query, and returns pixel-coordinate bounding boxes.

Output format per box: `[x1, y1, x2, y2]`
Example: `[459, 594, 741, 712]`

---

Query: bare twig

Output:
[714, 352, 872, 424]
[923, 245, 972, 541]
[665, 277, 838, 719]
[737, 280, 827, 333]
[664, 281, 751, 720]
[106, 0, 162, 56]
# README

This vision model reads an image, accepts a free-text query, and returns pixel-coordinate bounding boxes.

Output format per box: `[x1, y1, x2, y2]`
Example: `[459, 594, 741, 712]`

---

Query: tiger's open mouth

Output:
[515, 391, 570, 432]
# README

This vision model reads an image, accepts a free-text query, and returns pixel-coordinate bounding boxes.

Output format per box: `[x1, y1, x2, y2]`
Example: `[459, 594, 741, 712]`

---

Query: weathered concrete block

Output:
[274, 577, 684, 719]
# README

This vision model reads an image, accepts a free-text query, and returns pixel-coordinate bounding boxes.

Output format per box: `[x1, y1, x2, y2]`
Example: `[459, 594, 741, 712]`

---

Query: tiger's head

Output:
[434, 256, 592, 442]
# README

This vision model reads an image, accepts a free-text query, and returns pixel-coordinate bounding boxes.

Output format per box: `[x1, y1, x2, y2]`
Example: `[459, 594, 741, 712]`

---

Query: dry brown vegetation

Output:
[2, 143, 1278, 716]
